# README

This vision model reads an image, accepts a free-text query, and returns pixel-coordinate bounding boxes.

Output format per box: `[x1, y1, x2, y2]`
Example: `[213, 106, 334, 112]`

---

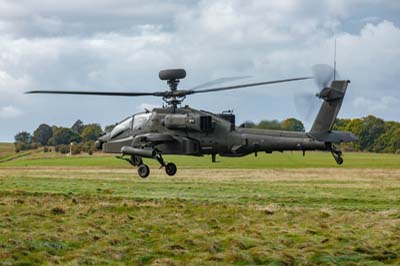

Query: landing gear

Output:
[155, 152, 177, 176]
[335, 156, 344, 165]
[138, 164, 150, 178]
[116, 155, 143, 166]
[119, 149, 178, 177]
[130, 155, 143, 166]
[165, 162, 177, 176]
[330, 146, 344, 165]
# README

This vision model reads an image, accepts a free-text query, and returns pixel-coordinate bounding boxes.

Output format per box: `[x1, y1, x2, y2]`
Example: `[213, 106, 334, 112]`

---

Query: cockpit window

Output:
[110, 116, 133, 139]
[133, 113, 152, 130]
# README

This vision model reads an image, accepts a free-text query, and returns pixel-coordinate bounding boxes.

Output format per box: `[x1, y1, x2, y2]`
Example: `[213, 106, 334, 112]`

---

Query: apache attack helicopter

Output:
[26, 65, 357, 178]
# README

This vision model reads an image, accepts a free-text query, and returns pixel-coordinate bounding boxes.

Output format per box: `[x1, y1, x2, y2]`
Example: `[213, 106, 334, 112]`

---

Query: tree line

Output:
[243, 116, 400, 153]
[241, 118, 306, 132]
[333, 115, 400, 153]
[14, 115, 400, 154]
[14, 120, 104, 154]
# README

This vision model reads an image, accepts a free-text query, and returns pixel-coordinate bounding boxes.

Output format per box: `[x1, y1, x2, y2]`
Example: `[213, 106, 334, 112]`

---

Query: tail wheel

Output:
[165, 163, 177, 176]
[138, 164, 150, 178]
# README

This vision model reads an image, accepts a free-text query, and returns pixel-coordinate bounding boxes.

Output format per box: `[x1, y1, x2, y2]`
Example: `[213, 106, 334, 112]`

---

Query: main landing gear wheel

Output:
[335, 156, 344, 165]
[130, 155, 143, 166]
[138, 164, 150, 178]
[165, 162, 177, 176]
[330, 146, 344, 165]
[154, 151, 178, 176]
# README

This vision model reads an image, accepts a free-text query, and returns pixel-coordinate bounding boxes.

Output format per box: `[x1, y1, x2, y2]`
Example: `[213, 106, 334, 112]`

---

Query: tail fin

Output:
[310, 80, 350, 133]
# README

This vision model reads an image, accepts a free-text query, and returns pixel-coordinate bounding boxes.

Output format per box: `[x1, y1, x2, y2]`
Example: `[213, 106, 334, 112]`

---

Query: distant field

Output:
[0, 145, 399, 265]
[0, 142, 15, 159]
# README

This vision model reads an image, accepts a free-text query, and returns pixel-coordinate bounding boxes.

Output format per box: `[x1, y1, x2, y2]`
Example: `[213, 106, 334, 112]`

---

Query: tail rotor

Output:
[294, 64, 339, 121]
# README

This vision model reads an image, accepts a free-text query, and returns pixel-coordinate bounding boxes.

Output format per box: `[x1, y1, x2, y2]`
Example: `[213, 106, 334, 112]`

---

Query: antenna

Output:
[333, 38, 337, 80]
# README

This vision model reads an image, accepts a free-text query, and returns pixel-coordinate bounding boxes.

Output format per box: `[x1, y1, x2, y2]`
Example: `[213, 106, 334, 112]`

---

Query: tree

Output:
[14, 131, 33, 152]
[14, 131, 32, 144]
[256, 120, 281, 130]
[49, 127, 81, 145]
[376, 122, 400, 153]
[389, 127, 400, 153]
[360, 116, 385, 152]
[81, 124, 103, 142]
[280, 118, 305, 132]
[71, 120, 84, 134]
[333, 118, 351, 131]
[239, 121, 256, 128]
[104, 124, 116, 133]
[344, 118, 363, 150]
[33, 124, 53, 145]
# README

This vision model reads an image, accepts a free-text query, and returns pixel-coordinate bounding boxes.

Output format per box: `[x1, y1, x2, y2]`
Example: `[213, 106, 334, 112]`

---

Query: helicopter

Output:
[26, 66, 357, 178]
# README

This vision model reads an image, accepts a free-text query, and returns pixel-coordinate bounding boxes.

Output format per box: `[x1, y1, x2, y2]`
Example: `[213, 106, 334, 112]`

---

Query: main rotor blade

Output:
[189, 76, 252, 90]
[189, 77, 312, 94]
[25, 90, 162, 97]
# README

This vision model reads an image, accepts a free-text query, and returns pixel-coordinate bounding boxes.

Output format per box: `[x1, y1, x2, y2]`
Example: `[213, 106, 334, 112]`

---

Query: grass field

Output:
[0, 148, 399, 265]
[0, 143, 15, 160]
[2, 150, 400, 169]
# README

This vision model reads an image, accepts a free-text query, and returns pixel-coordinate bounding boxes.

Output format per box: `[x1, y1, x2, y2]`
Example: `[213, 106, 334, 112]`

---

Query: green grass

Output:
[0, 193, 399, 265]
[0, 168, 399, 210]
[0, 148, 400, 265]
[1, 150, 400, 168]
[0, 142, 15, 160]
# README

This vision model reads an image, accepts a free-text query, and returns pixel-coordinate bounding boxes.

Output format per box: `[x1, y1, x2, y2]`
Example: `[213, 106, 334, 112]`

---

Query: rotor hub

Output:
[158, 69, 187, 109]
[159, 69, 186, 81]
[167, 79, 179, 91]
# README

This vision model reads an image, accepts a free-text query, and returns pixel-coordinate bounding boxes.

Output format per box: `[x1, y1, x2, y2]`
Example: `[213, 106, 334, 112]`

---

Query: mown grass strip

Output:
[0, 151, 32, 163]
[1, 170, 399, 210]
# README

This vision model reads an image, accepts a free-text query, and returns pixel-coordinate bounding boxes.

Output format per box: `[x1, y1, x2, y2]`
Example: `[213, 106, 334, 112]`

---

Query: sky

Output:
[1, 0, 399, 141]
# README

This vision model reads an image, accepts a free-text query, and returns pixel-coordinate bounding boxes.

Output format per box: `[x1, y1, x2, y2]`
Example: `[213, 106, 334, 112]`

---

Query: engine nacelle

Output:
[164, 114, 214, 132]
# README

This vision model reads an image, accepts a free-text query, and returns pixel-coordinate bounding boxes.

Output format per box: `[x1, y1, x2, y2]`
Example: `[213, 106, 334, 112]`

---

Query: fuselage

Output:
[96, 106, 327, 157]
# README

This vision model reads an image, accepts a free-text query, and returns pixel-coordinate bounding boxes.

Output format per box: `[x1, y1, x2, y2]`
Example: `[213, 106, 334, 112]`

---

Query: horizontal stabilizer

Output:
[307, 130, 358, 143]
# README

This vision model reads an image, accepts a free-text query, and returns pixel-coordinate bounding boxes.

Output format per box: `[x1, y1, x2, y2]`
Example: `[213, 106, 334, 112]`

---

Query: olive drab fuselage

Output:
[98, 106, 327, 157]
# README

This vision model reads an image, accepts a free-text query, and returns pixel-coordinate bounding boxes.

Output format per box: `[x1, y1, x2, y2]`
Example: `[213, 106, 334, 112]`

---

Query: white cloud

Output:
[0, 0, 400, 140]
[353, 96, 399, 113]
[360, 16, 381, 24]
[32, 15, 63, 34]
[0, 70, 32, 102]
[0, 105, 23, 118]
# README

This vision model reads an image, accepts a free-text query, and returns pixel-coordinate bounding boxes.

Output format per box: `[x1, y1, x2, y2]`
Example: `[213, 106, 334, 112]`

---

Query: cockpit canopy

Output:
[133, 113, 152, 130]
[110, 112, 152, 139]
[110, 116, 132, 139]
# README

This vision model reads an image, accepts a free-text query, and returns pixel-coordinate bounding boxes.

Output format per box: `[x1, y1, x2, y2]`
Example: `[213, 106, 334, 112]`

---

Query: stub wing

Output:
[133, 133, 176, 143]
[132, 133, 201, 155]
